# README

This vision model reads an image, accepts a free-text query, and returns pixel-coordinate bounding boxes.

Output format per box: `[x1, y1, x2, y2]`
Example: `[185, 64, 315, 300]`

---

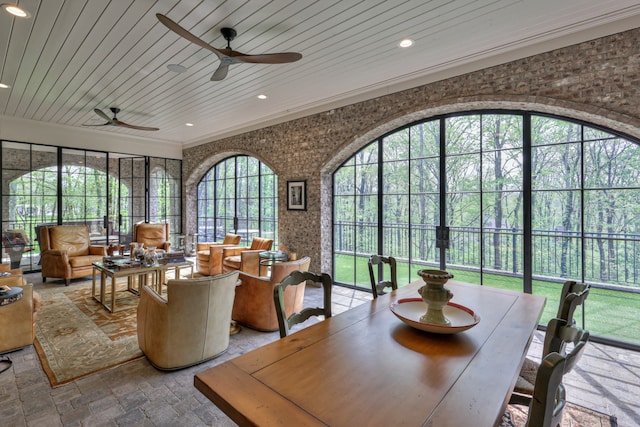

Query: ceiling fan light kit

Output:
[156, 13, 302, 81]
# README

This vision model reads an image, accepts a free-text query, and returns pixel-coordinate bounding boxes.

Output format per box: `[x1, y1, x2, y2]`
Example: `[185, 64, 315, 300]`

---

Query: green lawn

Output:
[334, 254, 640, 345]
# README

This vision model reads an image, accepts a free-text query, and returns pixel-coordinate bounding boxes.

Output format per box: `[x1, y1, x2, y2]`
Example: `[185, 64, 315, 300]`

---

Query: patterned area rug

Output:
[501, 401, 617, 426]
[34, 279, 144, 387]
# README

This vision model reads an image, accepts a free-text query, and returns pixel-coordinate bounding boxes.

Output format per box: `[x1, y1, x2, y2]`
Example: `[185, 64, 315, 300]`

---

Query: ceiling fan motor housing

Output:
[221, 27, 237, 42]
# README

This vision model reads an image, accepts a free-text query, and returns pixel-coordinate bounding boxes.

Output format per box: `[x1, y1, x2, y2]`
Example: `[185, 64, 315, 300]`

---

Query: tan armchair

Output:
[233, 256, 311, 331]
[195, 233, 242, 276]
[137, 271, 239, 370]
[222, 237, 273, 275]
[130, 222, 171, 257]
[39, 225, 107, 285]
[0, 274, 41, 353]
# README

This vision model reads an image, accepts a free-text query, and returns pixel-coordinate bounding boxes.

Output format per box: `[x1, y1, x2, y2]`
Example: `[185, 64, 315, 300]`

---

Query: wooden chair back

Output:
[273, 270, 332, 338]
[543, 317, 589, 362]
[526, 326, 589, 427]
[557, 280, 590, 325]
[367, 254, 398, 298]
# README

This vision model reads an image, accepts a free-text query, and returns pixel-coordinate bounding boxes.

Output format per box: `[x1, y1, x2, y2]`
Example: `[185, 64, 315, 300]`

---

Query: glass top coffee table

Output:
[92, 259, 193, 312]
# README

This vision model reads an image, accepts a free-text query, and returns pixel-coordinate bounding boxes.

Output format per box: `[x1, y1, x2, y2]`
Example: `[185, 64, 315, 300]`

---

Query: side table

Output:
[258, 250, 289, 276]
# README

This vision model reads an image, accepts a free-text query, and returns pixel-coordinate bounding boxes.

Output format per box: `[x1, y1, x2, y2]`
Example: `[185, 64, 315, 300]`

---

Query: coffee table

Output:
[92, 260, 193, 312]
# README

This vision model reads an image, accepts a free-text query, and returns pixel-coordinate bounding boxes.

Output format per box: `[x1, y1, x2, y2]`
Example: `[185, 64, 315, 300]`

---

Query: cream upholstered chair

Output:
[195, 233, 241, 276]
[0, 274, 41, 353]
[130, 222, 171, 256]
[367, 254, 398, 298]
[508, 320, 590, 426]
[274, 270, 332, 338]
[137, 270, 239, 370]
[222, 237, 273, 275]
[232, 257, 311, 331]
[515, 281, 590, 395]
[39, 225, 108, 285]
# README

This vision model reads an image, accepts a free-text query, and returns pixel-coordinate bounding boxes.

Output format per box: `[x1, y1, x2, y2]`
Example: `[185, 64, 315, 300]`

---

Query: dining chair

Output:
[367, 254, 398, 298]
[513, 317, 590, 400]
[557, 280, 590, 325]
[508, 322, 590, 427]
[273, 270, 332, 338]
[516, 281, 590, 395]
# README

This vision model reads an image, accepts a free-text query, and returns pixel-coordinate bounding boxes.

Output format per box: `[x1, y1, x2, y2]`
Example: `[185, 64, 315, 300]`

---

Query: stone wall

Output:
[183, 27, 640, 274]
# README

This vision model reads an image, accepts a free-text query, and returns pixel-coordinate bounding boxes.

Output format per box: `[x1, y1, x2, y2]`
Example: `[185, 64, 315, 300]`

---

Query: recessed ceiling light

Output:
[1, 3, 30, 18]
[167, 64, 187, 73]
[399, 38, 414, 48]
[0, 82, 9, 89]
[185, 123, 194, 127]
[257, 94, 267, 100]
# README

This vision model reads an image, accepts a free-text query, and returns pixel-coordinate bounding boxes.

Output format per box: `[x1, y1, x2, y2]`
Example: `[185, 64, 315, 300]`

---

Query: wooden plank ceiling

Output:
[1, 0, 639, 147]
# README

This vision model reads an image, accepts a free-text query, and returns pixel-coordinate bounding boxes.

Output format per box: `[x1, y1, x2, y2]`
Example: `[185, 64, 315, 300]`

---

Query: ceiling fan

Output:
[83, 107, 159, 131]
[156, 13, 302, 81]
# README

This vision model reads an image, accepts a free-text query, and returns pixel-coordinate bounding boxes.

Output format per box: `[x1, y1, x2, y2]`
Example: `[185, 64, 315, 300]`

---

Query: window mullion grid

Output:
[523, 114, 533, 293]
[377, 139, 384, 282]
[439, 118, 446, 270]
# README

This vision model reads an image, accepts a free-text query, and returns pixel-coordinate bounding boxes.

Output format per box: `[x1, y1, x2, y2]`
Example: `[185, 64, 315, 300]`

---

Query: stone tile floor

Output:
[1, 275, 638, 426]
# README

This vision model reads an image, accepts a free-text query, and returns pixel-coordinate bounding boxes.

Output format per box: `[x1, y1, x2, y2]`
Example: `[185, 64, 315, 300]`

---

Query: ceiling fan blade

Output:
[211, 63, 230, 81]
[113, 119, 159, 131]
[82, 123, 110, 127]
[156, 13, 225, 60]
[93, 108, 113, 123]
[233, 52, 302, 64]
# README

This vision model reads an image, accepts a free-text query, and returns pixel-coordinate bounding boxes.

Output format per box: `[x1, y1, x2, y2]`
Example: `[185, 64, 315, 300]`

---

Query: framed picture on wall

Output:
[287, 180, 307, 211]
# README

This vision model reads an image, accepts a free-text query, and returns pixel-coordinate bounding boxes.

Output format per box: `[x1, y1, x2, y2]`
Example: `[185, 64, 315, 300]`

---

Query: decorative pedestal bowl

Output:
[417, 269, 454, 326]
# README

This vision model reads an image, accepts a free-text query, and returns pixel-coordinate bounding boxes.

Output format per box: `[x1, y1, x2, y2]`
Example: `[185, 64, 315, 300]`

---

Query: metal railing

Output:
[334, 220, 640, 288]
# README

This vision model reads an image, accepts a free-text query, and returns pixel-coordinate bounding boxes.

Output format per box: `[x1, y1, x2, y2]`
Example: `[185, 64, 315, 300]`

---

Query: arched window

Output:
[197, 155, 277, 245]
[333, 111, 640, 347]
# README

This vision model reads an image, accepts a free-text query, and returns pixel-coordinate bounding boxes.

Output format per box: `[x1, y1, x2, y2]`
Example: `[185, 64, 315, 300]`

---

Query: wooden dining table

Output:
[194, 280, 546, 427]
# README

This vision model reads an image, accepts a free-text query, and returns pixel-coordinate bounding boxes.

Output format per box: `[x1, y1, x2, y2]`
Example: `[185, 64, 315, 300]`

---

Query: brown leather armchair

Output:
[0, 274, 41, 353]
[222, 237, 273, 275]
[130, 222, 171, 256]
[195, 233, 242, 276]
[233, 256, 311, 331]
[39, 225, 107, 285]
[137, 270, 239, 370]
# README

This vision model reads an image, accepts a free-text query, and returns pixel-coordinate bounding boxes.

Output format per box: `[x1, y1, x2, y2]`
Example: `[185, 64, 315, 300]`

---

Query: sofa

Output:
[39, 225, 107, 285]
[137, 271, 239, 370]
[233, 256, 311, 331]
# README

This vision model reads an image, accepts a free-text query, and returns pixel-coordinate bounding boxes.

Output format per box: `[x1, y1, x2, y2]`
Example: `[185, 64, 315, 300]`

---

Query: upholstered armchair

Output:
[222, 237, 273, 275]
[39, 225, 107, 285]
[233, 256, 311, 331]
[137, 271, 239, 370]
[130, 222, 171, 257]
[0, 275, 41, 353]
[195, 233, 242, 276]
